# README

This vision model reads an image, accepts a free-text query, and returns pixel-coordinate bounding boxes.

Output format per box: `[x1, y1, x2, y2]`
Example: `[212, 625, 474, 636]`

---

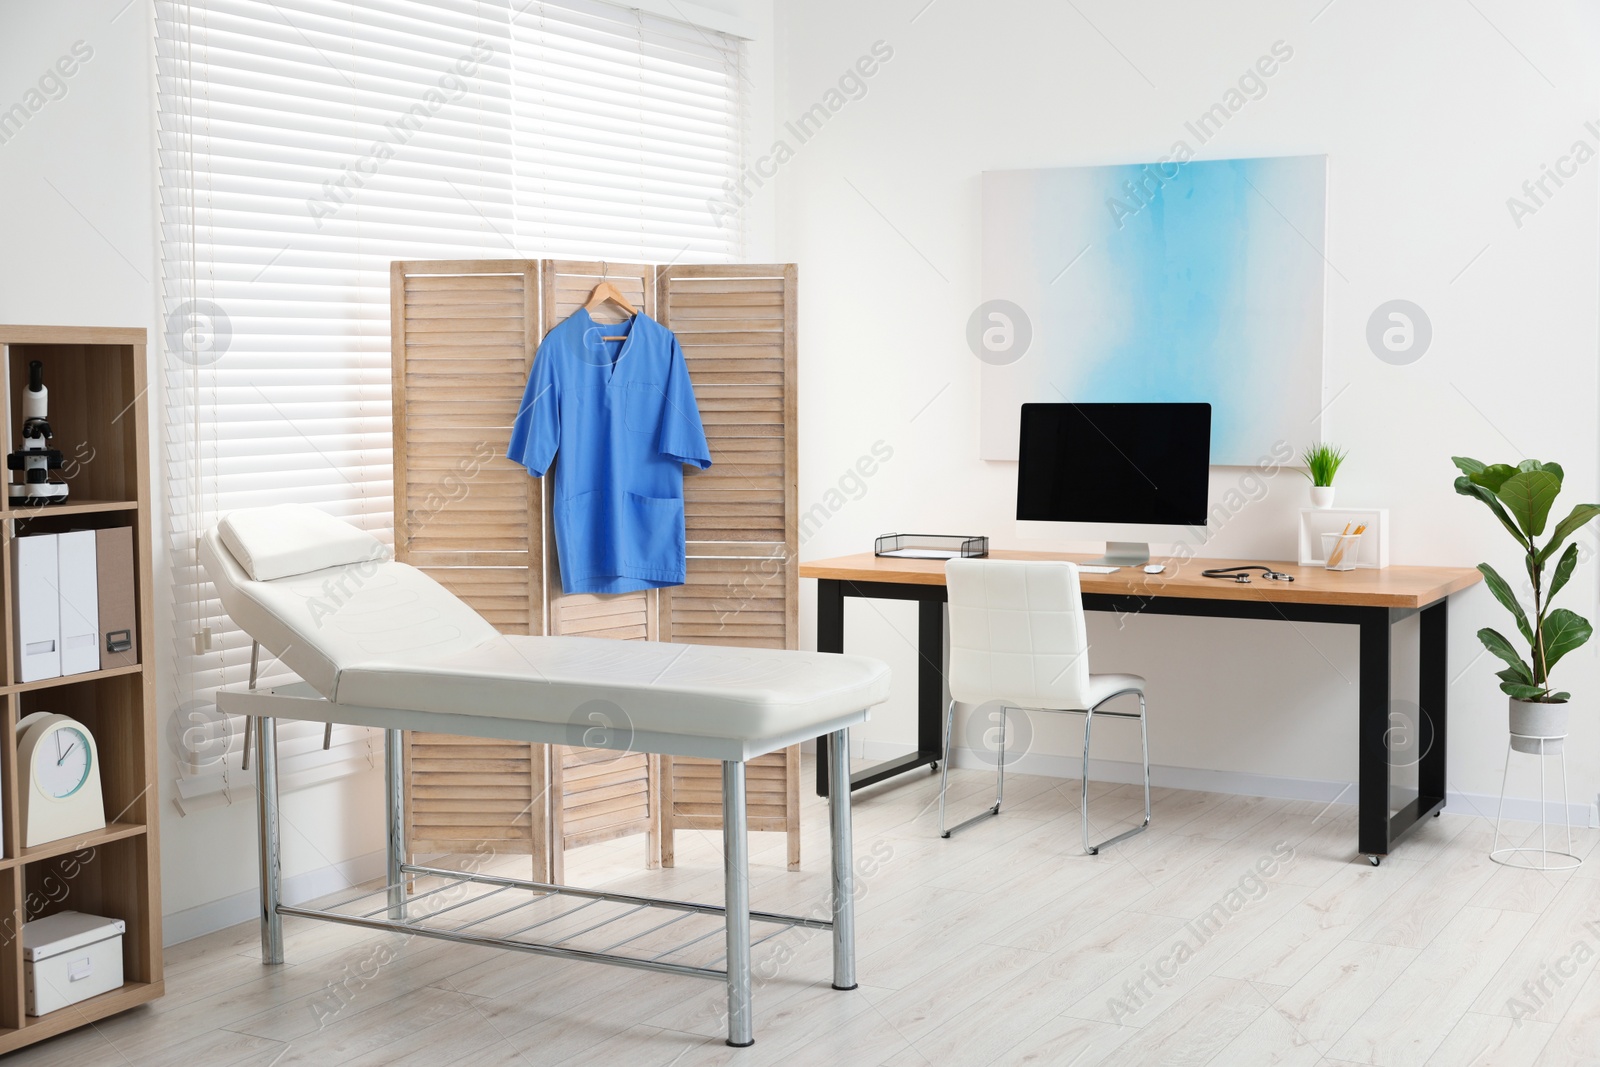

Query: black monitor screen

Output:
[1016, 403, 1212, 525]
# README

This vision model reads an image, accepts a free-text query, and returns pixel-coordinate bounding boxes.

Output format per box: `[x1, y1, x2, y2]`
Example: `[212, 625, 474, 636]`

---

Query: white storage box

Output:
[23, 911, 125, 1016]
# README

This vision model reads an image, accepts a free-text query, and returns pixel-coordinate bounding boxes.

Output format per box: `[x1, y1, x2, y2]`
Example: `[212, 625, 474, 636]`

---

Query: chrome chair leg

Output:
[1082, 693, 1151, 856]
[938, 699, 955, 836]
[1137, 693, 1151, 832]
[1081, 706, 1096, 855]
[940, 701, 1005, 838]
[995, 704, 1007, 815]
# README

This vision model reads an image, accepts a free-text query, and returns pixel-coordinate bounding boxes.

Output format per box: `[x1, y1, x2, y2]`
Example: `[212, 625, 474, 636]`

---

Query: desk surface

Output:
[799, 551, 1480, 609]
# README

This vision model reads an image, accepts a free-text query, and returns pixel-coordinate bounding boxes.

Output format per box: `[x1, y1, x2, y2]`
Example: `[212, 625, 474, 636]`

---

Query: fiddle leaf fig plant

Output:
[1452, 456, 1600, 703]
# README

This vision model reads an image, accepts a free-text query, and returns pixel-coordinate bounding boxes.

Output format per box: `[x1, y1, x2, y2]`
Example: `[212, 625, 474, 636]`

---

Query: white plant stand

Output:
[1297, 507, 1389, 568]
[1490, 731, 1582, 871]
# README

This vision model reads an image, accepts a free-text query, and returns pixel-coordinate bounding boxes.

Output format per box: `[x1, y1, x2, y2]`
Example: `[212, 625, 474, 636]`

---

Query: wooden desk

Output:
[799, 551, 1481, 864]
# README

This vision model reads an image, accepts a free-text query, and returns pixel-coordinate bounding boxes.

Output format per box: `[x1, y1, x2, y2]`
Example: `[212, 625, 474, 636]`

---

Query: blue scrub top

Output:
[507, 308, 712, 594]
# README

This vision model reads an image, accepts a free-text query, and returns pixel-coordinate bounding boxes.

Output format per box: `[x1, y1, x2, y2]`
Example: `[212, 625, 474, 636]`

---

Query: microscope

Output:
[7, 361, 69, 506]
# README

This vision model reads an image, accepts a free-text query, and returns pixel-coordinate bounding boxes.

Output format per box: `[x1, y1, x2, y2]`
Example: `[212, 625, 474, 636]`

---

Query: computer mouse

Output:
[1143, 564, 1165, 574]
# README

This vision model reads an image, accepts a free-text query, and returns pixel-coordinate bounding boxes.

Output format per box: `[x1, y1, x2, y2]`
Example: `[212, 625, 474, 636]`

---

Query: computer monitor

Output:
[1016, 402, 1212, 566]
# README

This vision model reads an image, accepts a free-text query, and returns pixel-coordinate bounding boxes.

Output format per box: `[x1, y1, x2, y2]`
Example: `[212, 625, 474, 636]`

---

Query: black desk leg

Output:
[917, 595, 945, 773]
[1359, 602, 1451, 864]
[816, 580, 845, 796]
[815, 581, 948, 798]
[1357, 608, 1393, 861]
[1418, 601, 1449, 817]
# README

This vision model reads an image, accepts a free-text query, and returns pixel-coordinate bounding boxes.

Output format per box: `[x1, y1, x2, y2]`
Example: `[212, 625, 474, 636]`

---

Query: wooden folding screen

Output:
[656, 265, 801, 870]
[391, 260, 659, 881]
[391, 259, 799, 878]
[390, 262, 551, 871]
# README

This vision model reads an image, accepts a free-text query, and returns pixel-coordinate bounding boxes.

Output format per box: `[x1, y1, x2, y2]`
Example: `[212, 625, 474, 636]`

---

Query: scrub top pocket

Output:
[622, 492, 685, 569]
[625, 381, 666, 434]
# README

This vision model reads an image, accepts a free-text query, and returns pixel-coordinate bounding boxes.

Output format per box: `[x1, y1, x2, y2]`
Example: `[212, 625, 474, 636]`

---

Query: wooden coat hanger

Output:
[584, 262, 637, 342]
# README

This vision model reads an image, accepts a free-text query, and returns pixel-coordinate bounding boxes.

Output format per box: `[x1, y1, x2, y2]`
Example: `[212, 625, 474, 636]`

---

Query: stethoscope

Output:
[1200, 565, 1296, 584]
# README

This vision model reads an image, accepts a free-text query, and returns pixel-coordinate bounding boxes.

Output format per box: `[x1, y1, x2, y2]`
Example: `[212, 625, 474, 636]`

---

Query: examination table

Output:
[200, 504, 891, 1047]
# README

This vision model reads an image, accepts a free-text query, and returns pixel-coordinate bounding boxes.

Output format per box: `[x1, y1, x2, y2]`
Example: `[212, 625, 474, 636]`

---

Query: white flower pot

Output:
[1509, 697, 1567, 754]
[1309, 486, 1335, 509]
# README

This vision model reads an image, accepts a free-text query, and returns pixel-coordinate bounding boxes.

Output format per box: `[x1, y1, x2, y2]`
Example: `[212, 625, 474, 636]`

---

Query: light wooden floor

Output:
[14, 760, 1600, 1067]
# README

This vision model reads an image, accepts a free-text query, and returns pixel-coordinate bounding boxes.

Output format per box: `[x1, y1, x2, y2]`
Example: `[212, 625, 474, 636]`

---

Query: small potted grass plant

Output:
[1452, 457, 1599, 752]
[1302, 443, 1346, 508]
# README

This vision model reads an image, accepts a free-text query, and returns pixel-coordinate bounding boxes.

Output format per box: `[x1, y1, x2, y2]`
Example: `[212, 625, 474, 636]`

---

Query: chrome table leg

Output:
[722, 759, 754, 1047]
[255, 715, 284, 964]
[829, 727, 857, 991]
[386, 728, 406, 920]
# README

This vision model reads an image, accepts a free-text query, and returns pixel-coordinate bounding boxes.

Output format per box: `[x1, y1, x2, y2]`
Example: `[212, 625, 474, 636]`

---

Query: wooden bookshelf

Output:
[0, 326, 162, 1051]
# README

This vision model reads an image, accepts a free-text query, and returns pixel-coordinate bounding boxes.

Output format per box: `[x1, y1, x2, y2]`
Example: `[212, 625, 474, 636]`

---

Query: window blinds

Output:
[156, 0, 744, 813]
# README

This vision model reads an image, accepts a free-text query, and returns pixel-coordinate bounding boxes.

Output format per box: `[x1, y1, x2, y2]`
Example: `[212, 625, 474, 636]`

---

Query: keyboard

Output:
[1077, 565, 1120, 574]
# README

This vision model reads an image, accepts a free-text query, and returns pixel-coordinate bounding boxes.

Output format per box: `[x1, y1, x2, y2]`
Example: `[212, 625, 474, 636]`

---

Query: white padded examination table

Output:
[202, 505, 891, 1048]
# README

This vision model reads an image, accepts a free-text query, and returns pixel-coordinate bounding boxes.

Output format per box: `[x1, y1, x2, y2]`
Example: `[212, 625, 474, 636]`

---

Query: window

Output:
[156, 0, 744, 811]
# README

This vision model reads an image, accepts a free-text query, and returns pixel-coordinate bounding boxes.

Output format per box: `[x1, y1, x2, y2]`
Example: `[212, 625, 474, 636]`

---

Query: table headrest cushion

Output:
[219, 504, 390, 582]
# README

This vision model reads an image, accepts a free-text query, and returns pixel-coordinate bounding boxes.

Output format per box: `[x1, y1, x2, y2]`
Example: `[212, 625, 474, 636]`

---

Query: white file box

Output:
[58, 530, 100, 676]
[14, 533, 61, 682]
[23, 911, 125, 1016]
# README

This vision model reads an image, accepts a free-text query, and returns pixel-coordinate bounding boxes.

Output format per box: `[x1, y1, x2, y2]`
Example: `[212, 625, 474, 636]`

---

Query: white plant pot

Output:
[1309, 486, 1335, 509]
[1509, 697, 1567, 754]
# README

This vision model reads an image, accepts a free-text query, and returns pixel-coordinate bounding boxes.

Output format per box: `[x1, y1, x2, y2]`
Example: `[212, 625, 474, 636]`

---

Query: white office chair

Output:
[939, 558, 1150, 854]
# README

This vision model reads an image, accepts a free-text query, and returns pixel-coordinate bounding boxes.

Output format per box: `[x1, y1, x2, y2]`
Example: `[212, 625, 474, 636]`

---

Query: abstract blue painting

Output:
[980, 155, 1326, 465]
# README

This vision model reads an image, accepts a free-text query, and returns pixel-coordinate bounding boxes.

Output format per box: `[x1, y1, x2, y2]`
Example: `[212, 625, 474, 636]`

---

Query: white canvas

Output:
[980, 155, 1328, 466]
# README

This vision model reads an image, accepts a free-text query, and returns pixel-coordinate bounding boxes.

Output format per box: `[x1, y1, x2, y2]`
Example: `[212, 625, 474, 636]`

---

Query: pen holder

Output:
[1321, 532, 1362, 571]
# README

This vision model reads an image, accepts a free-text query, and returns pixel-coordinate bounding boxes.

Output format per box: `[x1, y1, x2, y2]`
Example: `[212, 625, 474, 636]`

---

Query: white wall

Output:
[0, 2, 153, 327]
[772, 0, 1600, 813]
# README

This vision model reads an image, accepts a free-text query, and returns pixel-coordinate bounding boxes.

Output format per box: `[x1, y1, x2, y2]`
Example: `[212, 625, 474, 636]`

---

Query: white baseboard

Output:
[163, 848, 388, 947]
[1438, 788, 1593, 829]
[862, 739, 1593, 827]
